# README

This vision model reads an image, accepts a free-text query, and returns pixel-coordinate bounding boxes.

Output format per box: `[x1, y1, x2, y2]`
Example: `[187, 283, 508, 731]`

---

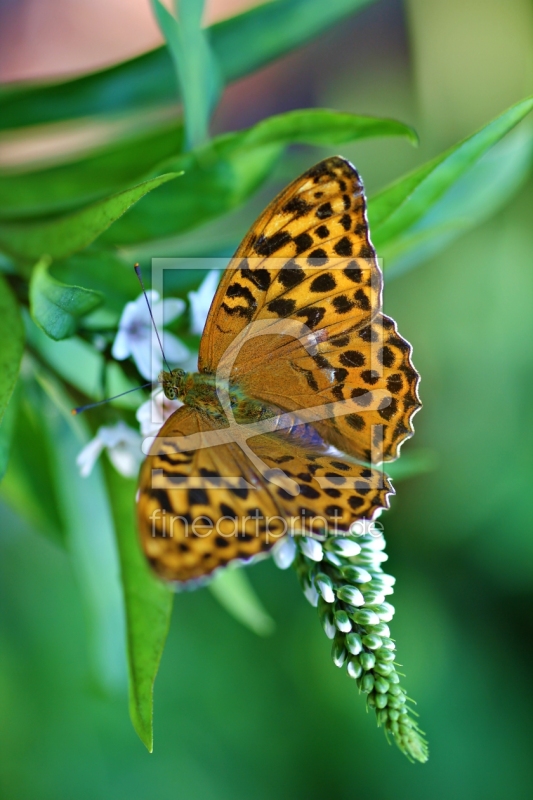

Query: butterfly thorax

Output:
[159, 368, 275, 423]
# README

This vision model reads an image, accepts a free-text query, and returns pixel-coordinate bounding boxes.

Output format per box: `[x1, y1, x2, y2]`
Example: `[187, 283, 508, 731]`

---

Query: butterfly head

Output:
[159, 368, 186, 401]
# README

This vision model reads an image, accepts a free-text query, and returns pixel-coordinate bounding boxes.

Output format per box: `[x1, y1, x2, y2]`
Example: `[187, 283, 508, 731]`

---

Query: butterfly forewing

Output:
[199, 157, 382, 372]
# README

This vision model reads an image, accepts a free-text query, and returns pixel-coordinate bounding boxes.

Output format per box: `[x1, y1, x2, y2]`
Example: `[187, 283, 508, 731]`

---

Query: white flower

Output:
[187, 270, 220, 335]
[136, 387, 182, 437]
[112, 291, 188, 380]
[76, 421, 143, 478]
[272, 536, 297, 569]
[300, 536, 324, 562]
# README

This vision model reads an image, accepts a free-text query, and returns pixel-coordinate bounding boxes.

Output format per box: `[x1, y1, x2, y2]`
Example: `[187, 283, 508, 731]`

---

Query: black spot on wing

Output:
[351, 387, 373, 406]
[307, 249, 328, 266]
[349, 495, 364, 510]
[378, 346, 395, 368]
[332, 295, 355, 314]
[378, 397, 397, 421]
[278, 261, 305, 288]
[346, 413, 365, 431]
[361, 369, 380, 385]
[310, 273, 336, 293]
[334, 236, 353, 257]
[241, 265, 271, 291]
[188, 488, 208, 506]
[254, 231, 292, 256]
[316, 202, 333, 219]
[387, 374, 403, 394]
[150, 489, 174, 514]
[344, 263, 362, 283]
[359, 326, 378, 343]
[359, 244, 374, 259]
[340, 350, 365, 367]
[330, 461, 350, 471]
[226, 282, 257, 308]
[283, 196, 312, 217]
[299, 484, 320, 499]
[331, 369, 348, 387]
[293, 232, 314, 255]
[330, 334, 350, 348]
[354, 288, 371, 311]
[339, 214, 351, 231]
[215, 536, 231, 548]
[230, 487, 249, 499]
[296, 306, 326, 330]
[221, 302, 254, 319]
[267, 297, 297, 317]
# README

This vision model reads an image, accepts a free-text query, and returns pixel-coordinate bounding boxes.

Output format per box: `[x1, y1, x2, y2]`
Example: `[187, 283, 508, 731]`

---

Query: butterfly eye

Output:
[165, 387, 176, 400]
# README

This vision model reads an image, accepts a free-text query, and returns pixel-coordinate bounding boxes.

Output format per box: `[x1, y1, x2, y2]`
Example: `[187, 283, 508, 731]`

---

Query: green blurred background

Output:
[1, 0, 533, 797]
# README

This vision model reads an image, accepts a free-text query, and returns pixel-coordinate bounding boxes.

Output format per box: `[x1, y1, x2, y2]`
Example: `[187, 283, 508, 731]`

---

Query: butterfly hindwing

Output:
[138, 407, 392, 583]
[138, 406, 282, 583]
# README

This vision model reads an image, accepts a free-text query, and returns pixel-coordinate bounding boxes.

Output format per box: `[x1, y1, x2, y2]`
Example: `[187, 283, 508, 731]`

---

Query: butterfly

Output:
[137, 157, 420, 584]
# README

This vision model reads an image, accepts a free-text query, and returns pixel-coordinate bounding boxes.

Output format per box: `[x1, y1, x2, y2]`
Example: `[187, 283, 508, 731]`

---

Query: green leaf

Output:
[25, 315, 141, 408]
[0, 383, 66, 545]
[104, 464, 173, 752]
[29, 256, 103, 340]
[368, 95, 533, 250]
[382, 124, 533, 276]
[0, 172, 181, 261]
[51, 249, 140, 315]
[208, 566, 275, 636]
[0, 379, 19, 482]
[151, 0, 220, 149]
[34, 368, 127, 693]
[0, 273, 24, 424]
[102, 109, 416, 245]
[214, 0, 376, 84]
[0, 122, 184, 220]
[0, 0, 376, 132]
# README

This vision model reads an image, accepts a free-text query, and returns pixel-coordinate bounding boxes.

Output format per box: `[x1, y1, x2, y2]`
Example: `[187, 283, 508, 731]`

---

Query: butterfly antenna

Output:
[72, 382, 153, 415]
[134, 263, 173, 374]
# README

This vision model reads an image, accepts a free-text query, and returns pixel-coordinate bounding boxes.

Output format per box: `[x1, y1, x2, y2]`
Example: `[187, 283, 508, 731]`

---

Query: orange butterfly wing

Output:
[199, 156, 420, 463]
[138, 156, 419, 583]
[138, 407, 392, 583]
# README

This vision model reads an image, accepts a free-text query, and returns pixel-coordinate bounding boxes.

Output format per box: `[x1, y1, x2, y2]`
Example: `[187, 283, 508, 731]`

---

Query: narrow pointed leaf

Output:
[0, 0, 377, 132]
[0, 273, 24, 424]
[151, 0, 220, 149]
[35, 368, 127, 693]
[368, 95, 533, 249]
[0, 172, 181, 260]
[383, 124, 533, 275]
[104, 464, 173, 752]
[0, 122, 184, 219]
[102, 109, 416, 245]
[0, 385, 66, 543]
[0, 379, 19, 482]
